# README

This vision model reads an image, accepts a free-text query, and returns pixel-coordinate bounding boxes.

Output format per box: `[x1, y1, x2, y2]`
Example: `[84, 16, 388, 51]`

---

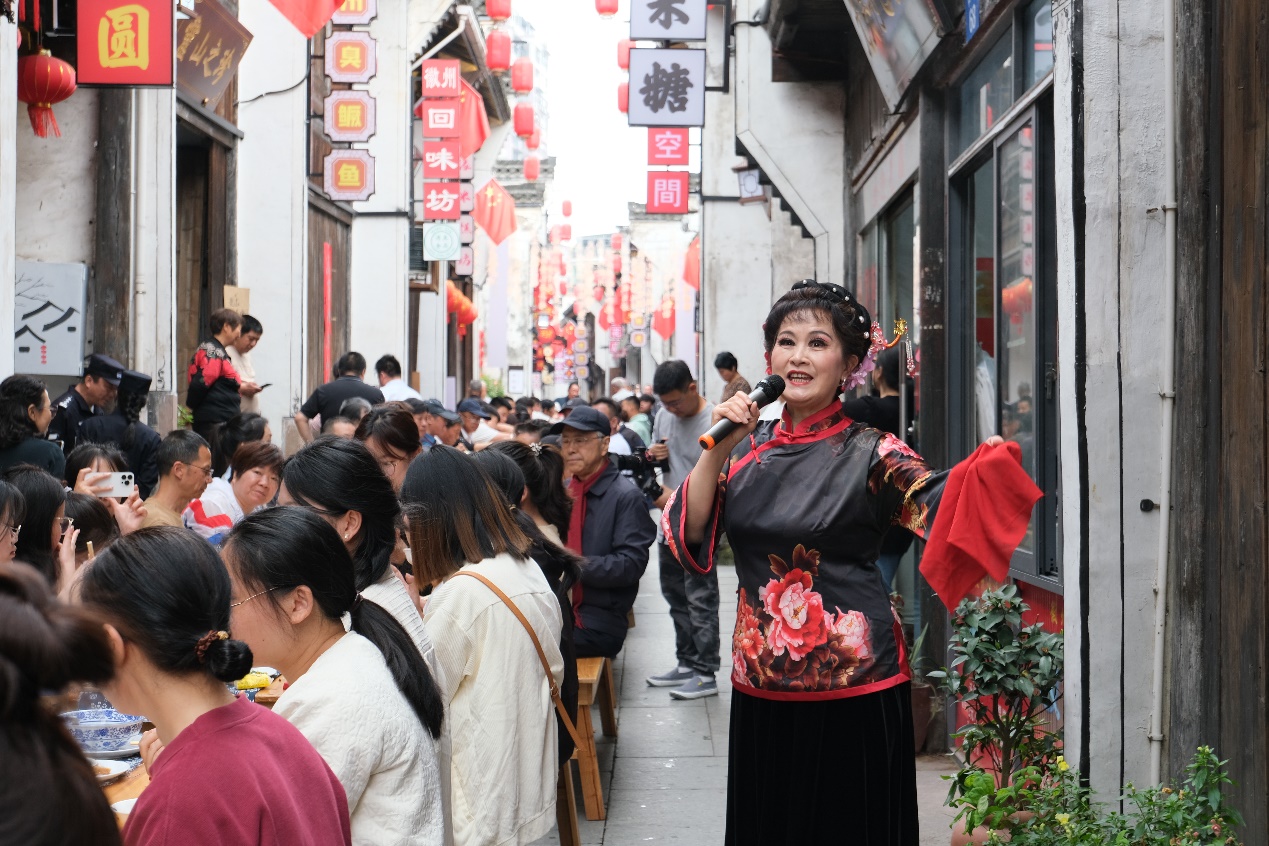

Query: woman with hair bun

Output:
[0, 560, 119, 845]
[79, 527, 352, 846]
[224, 507, 444, 846]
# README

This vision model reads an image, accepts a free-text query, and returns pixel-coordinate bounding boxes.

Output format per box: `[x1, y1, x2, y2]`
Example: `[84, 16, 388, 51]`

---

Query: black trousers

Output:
[573, 625, 627, 659]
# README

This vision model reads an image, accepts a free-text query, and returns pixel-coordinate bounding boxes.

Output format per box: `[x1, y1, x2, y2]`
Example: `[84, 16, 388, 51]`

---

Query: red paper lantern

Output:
[486, 0, 511, 21]
[486, 30, 511, 73]
[561, 201, 572, 218]
[596, 0, 618, 16]
[511, 57, 533, 93]
[613, 256, 623, 275]
[560, 224, 572, 242]
[611, 234, 623, 251]
[618, 39, 634, 70]
[617, 81, 629, 113]
[523, 155, 540, 181]
[514, 102, 535, 137]
[16, 50, 76, 139]
[526, 126, 541, 150]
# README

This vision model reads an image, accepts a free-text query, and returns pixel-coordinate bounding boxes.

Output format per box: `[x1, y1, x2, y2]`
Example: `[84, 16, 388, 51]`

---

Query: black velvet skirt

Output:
[725, 683, 918, 846]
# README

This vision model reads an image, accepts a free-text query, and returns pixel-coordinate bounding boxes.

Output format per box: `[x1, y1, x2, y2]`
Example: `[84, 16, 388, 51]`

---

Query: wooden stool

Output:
[556, 765, 580, 846]
[573, 656, 618, 820]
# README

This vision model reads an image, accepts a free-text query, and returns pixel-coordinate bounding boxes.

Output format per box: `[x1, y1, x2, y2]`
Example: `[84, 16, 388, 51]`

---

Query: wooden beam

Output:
[93, 89, 133, 364]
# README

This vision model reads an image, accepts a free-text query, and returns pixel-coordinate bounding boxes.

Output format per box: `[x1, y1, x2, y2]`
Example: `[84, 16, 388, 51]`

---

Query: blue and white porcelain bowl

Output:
[61, 709, 144, 754]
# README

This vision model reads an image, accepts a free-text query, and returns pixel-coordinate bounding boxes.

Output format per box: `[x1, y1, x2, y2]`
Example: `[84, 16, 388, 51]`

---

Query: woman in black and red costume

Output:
[662, 281, 1022, 845]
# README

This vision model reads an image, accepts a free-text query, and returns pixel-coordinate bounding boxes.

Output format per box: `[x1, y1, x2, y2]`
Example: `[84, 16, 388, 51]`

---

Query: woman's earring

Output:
[343, 532, 349, 540]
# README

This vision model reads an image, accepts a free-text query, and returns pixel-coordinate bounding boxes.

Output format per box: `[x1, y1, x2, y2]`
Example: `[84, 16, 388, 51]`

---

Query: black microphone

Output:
[698, 375, 786, 450]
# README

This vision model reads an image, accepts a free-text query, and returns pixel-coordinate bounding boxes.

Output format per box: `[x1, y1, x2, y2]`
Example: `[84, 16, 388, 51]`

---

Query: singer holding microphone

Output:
[662, 280, 1018, 846]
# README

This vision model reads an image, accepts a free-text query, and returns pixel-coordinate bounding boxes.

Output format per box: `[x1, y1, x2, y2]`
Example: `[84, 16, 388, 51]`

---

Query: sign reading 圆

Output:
[323, 149, 376, 202]
[175, 0, 251, 107]
[646, 171, 690, 214]
[325, 31, 377, 83]
[331, 0, 377, 26]
[627, 48, 706, 128]
[423, 223, 461, 261]
[324, 90, 376, 142]
[77, 0, 175, 86]
[648, 127, 689, 165]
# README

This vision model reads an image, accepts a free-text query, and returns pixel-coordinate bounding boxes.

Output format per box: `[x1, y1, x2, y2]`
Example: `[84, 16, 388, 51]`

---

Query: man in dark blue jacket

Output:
[554, 407, 657, 659]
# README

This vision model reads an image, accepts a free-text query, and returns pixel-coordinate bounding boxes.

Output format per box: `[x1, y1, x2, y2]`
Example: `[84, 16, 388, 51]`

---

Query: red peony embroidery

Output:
[759, 569, 830, 661]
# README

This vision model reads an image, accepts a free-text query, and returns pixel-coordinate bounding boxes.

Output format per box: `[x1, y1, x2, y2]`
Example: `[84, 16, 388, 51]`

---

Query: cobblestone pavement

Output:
[532, 545, 958, 846]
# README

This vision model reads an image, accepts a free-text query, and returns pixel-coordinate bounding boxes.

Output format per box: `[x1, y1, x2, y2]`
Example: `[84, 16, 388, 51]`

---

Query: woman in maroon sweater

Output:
[80, 527, 352, 846]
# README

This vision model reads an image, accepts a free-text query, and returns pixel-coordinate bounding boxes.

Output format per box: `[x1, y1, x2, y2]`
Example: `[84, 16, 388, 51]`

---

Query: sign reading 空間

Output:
[77, 0, 175, 86]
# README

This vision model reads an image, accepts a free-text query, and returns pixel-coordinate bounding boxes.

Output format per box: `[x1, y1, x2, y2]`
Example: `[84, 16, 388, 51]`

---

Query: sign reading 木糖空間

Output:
[324, 149, 376, 202]
[174, 0, 252, 107]
[324, 90, 376, 142]
[325, 31, 377, 83]
[77, 0, 175, 86]
[629, 0, 707, 41]
[627, 48, 705, 128]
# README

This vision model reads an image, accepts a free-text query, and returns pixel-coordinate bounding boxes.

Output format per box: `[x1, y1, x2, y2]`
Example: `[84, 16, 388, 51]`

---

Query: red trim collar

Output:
[778, 400, 853, 439]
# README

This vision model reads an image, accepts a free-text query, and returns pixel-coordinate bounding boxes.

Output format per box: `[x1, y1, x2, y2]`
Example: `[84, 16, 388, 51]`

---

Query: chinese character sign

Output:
[420, 101, 459, 138]
[420, 59, 461, 98]
[648, 127, 689, 165]
[78, 0, 174, 86]
[630, 0, 707, 40]
[627, 48, 706, 127]
[646, 171, 690, 214]
[331, 0, 376, 26]
[420, 140, 461, 178]
[323, 90, 376, 142]
[323, 150, 376, 202]
[421, 182, 461, 220]
[325, 31, 377, 83]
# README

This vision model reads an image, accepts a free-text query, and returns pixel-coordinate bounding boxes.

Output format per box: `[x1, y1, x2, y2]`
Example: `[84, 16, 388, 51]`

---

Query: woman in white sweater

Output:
[403, 446, 564, 846]
[224, 506, 446, 846]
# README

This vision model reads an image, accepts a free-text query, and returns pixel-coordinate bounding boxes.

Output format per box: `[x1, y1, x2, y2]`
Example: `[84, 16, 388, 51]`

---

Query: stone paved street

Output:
[532, 546, 958, 846]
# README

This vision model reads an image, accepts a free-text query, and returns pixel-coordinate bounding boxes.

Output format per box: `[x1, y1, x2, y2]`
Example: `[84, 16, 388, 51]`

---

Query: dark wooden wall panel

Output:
[93, 90, 133, 364]
[306, 198, 351, 395]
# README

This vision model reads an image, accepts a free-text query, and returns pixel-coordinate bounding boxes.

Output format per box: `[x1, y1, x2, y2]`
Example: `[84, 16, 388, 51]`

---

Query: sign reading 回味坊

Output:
[77, 0, 175, 86]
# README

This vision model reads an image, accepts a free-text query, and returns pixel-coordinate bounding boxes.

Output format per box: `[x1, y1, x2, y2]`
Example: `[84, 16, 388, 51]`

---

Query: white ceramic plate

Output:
[90, 758, 129, 783]
[87, 736, 142, 759]
[253, 666, 280, 679]
[111, 798, 137, 816]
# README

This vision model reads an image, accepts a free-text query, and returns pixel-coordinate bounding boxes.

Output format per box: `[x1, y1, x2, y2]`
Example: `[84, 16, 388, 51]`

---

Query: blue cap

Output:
[457, 398, 491, 418]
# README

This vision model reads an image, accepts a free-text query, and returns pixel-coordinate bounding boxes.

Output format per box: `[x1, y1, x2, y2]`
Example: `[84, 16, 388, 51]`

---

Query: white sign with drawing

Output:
[14, 261, 87, 376]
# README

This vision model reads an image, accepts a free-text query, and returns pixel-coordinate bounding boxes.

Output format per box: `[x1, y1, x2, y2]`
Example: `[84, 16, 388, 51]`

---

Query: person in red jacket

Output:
[186, 309, 243, 451]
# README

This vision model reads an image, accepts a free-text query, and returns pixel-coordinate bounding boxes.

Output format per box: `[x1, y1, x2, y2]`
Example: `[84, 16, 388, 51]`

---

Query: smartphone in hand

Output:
[97, 472, 135, 499]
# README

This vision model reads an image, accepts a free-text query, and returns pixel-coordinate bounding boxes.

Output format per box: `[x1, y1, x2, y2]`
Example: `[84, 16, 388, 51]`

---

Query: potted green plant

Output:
[907, 622, 940, 753]
[929, 585, 1064, 844]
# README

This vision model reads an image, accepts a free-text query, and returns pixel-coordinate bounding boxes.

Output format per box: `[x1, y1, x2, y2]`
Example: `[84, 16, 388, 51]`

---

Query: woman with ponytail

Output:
[79, 527, 352, 846]
[224, 507, 444, 846]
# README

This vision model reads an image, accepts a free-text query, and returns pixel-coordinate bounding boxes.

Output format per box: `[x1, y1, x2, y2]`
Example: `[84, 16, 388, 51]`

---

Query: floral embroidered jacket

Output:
[662, 401, 947, 701]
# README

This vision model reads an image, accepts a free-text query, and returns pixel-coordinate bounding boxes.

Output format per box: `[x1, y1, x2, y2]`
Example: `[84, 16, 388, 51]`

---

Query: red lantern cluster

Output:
[486, 29, 511, 73]
[596, 0, 618, 16]
[486, 0, 511, 21]
[16, 50, 77, 139]
[618, 39, 634, 70]
[611, 234, 623, 252]
[523, 156, 540, 181]
[514, 102, 535, 137]
[446, 280, 479, 326]
[526, 127, 541, 151]
[561, 200, 572, 218]
[511, 57, 533, 93]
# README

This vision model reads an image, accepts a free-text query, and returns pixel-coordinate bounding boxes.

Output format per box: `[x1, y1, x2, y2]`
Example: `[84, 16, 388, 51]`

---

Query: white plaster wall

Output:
[701, 202, 773, 399]
[349, 0, 412, 366]
[732, 0, 845, 286]
[236, 0, 311, 433]
[14, 89, 98, 265]
[0, 17, 16, 376]
[1070, 0, 1169, 794]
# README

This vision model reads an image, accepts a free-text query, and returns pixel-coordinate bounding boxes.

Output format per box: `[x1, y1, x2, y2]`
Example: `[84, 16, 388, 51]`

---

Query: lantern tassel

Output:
[27, 104, 60, 138]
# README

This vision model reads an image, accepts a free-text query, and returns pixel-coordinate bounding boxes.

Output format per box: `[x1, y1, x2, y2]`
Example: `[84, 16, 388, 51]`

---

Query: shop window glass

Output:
[956, 35, 1013, 156]
[1024, 0, 1054, 87]
[968, 160, 997, 442]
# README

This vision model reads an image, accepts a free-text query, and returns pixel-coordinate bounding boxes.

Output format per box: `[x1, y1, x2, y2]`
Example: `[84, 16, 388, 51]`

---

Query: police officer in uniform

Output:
[49, 353, 124, 455]
[80, 368, 162, 499]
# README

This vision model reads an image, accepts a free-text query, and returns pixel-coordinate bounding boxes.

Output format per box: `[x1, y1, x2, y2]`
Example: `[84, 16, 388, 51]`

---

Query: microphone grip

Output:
[698, 387, 773, 450]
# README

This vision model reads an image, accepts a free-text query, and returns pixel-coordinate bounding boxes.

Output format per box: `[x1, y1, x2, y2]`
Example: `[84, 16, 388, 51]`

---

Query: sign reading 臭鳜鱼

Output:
[325, 31, 377, 83]
[77, 0, 175, 86]
[646, 171, 690, 214]
[174, 0, 252, 107]
[627, 48, 705, 128]
[324, 149, 376, 202]
[324, 90, 376, 142]
[630, 0, 707, 41]
[648, 127, 689, 165]
[331, 0, 377, 26]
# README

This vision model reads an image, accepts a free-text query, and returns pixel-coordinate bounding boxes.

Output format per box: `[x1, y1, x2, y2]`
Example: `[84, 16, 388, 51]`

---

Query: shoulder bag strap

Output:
[450, 570, 585, 752]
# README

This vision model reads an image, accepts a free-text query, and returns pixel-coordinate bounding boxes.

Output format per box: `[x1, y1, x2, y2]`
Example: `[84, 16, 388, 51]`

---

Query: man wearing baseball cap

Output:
[552, 406, 656, 660]
[49, 353, 124, 454]
[456, 398, 506, 451]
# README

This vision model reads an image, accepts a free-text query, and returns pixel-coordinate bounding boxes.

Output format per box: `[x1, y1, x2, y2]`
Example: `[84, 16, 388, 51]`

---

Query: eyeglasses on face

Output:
[561, 435, 604, 450]
[183, 462, 214, 478]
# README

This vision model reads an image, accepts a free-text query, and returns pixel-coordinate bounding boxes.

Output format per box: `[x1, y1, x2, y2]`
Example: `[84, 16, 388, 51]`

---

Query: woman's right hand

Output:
[139, 729, 165, 774]
[708, 391, 762, 456]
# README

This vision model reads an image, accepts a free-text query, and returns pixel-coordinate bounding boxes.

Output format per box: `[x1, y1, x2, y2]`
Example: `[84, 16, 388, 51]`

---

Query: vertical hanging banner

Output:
[627, 48, 706, 127]
[325, 31, 377, 83]
[648, 127, 689, 165]
[630, 0, 707, 40]
[77, 0, 176, 86]
[646, 171, 690, 214]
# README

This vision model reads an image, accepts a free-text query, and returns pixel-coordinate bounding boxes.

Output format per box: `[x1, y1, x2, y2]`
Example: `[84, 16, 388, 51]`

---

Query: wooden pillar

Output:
[94, 89, 133, 364]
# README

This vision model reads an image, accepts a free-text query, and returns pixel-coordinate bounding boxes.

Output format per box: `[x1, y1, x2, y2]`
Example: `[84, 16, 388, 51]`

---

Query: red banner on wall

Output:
[77, 0, 175, 86]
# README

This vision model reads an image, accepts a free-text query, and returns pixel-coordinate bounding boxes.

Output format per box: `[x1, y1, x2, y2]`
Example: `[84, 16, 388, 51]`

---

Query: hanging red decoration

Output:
[613, 256, 623, 275]
[511, 57, 534, 93]
[560, 224, 572, 242]
[611, 234, 623, 252]
[562, 200, 572, 217]
[523, 155, 540, 181]
[618, 39, 634, 70]
[486, 0, 511, 21]
[16, 51, 76, 139]
[558, 281, 568, 297]
[595, 0, 618, 16]
[513, 102, 535, 137]
[526, 126, 541, 150]
[618, 81, 629, 113]
[486, 30, 511, 73]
